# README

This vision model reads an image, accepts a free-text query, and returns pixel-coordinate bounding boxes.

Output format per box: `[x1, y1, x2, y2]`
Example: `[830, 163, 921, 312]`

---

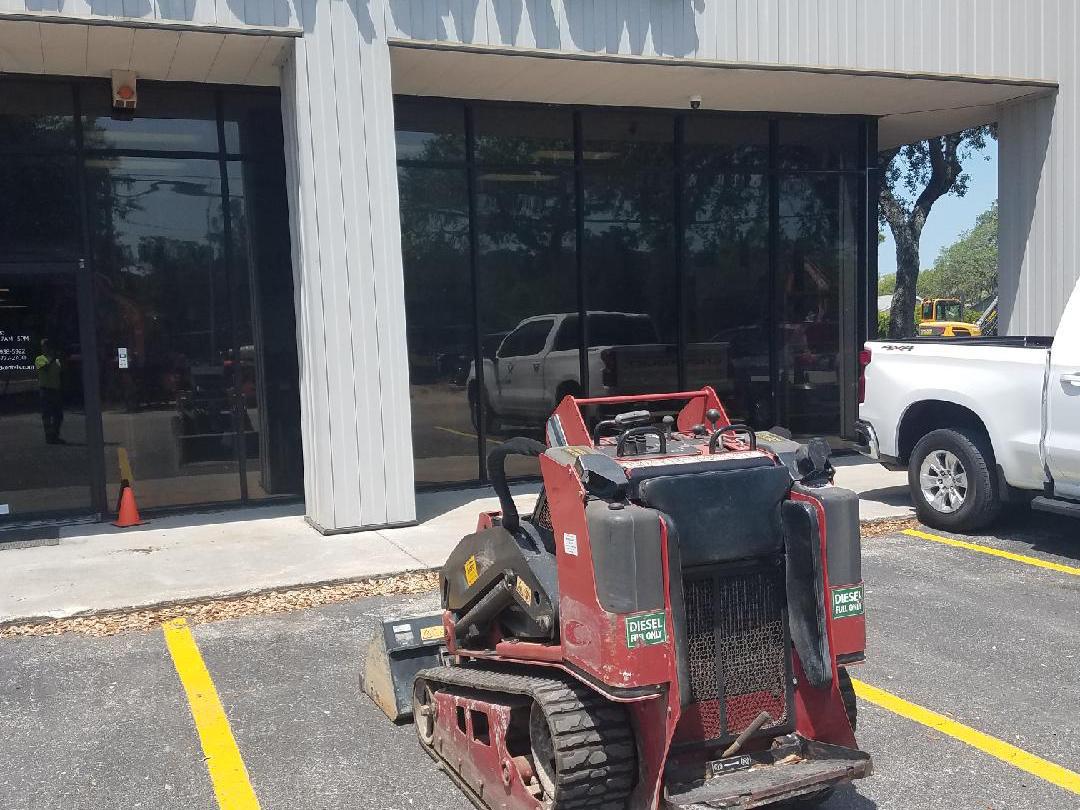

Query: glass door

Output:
[0, 268, 95, 520]
[88, 156, 244, 510]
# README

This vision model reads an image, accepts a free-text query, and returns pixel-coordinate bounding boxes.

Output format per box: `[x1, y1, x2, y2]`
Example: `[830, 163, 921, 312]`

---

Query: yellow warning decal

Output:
[515, 577, 533, 605]
[420, 625, 445, 641]
[464, 555, 479, 586]
[756, 431, 788, 444]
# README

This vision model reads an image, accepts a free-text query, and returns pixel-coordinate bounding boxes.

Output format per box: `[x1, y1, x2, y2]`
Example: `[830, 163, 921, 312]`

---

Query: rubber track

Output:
[417, 665, 637, 810]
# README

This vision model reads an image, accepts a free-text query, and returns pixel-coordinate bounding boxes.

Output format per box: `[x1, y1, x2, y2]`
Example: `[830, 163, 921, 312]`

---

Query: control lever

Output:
[616, 426, 667, 457]
[705, 408, 722, 429]
[708, 424, 757, 454]
[592, 409, 652, 443]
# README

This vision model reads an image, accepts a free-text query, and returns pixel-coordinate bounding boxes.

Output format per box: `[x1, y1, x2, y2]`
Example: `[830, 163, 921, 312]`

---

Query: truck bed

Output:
[874, 335, 1053, 348]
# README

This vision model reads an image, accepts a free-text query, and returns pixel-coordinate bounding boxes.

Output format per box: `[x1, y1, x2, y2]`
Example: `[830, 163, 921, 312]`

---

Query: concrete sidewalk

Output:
[0, 457, 911, 624]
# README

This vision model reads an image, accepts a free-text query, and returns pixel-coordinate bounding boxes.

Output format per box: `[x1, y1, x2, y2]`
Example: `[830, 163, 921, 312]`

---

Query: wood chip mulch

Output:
[859, 516, 919, 539]
[0, 570, 439, 640]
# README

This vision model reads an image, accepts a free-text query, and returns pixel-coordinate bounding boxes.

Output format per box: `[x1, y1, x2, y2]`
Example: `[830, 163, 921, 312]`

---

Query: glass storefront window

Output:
[582, 110, 677, 395]
[684, 116, 769, 171]
[394, 97, 466, 163]
[582, 110, 674, 168]
[473, 105, 574, 165]
[0, 275, 92, 516]
[683, 173, 771, 425]
[227, 160, 304, 498]
[777, 118, 863, 171]
[0, 78, 300, 523]
[0, 156, 80, 260]
[82, 83, 220, 153]
[777, 174, 860, 435]
[476, 169, 578, 477]
[87, 156, 242, 509]
[223, 92, 285, 155]
[398, 164, 476, 484]
[0, 79, 75, 151]
[395, 98, 873, 486]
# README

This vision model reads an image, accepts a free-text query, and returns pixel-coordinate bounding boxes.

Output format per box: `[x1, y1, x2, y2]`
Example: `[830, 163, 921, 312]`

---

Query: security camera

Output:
[689, 95, 702, 110]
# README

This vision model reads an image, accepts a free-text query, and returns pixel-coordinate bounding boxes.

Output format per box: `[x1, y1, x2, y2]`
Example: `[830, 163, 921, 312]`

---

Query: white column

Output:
[280, 0, 416, 532]
[998, 92, 1073, 337]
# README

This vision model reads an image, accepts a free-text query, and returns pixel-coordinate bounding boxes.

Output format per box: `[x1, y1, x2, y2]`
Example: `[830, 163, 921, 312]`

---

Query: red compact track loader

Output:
[363, 388, 871, 809]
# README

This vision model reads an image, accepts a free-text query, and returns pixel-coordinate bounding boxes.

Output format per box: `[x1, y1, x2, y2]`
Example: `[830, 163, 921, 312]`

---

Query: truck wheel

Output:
[469, 389, 499, 435]
[909, 427, 1001, 532]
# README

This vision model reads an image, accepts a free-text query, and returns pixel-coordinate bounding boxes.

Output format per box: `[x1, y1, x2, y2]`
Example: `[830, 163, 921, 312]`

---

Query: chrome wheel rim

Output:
[919, 450, 968, 513]
[413, 683, 436, 745]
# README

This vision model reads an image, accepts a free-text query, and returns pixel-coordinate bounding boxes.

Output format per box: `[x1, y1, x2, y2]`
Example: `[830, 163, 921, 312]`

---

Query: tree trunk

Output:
[879, 134, 969, 339]
[888, 224, 921, 338]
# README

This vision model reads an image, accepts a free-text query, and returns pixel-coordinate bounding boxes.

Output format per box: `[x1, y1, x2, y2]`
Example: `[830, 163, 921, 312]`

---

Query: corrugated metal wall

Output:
[281, 0, 415, 531]
[261, 0, 1080, 527]
[383, 0, 1056, 81]
[0, 0, 298, 29]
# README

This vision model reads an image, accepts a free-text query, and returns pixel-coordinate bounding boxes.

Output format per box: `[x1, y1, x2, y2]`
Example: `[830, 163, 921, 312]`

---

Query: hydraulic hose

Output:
[487, 437, 547, 533]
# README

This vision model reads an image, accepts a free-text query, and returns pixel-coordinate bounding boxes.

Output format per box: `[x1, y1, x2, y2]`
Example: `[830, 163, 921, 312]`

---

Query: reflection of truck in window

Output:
[466, 312, 726, 431]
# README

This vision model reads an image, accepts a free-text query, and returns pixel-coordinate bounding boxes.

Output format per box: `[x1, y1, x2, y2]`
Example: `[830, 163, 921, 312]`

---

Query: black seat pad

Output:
[637, 464, 791, 567]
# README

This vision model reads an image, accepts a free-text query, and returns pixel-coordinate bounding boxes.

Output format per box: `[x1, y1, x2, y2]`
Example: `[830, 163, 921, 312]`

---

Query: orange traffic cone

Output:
[113, 481, 146, 527]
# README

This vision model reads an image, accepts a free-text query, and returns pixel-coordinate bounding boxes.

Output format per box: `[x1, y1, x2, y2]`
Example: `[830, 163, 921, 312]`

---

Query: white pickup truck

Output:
[467, 312, 661, 432]
[467, 311, 729, 432]
[856, 278, 1080, 532]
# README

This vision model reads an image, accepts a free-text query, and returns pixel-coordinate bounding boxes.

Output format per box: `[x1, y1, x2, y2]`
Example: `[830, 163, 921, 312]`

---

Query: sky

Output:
[878, 140, 997, 279]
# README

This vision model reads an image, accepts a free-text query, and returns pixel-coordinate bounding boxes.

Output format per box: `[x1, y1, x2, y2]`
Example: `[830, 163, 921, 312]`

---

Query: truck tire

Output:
[909, 427, 1001, 532]
[469, 388, 500, 435]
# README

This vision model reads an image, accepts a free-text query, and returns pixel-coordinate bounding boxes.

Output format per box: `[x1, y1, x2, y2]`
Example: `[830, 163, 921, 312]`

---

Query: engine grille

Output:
[680, 562, 791, 742]
[533, 492, 552, 531]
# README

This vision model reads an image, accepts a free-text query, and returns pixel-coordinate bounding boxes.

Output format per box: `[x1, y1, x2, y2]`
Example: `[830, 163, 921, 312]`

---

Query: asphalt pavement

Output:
[2, 512, 1078, 810]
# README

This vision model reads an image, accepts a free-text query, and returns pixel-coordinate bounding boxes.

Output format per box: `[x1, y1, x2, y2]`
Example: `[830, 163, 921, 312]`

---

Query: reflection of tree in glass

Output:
[0, 107, 82, 256]
[88, 163, 230, 408]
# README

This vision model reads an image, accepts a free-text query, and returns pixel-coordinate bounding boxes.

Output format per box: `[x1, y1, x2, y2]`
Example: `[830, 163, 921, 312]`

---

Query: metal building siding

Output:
[281, 0, 417, 531]
[382, 0, 1059, 80]
[0, 0, 299, 29]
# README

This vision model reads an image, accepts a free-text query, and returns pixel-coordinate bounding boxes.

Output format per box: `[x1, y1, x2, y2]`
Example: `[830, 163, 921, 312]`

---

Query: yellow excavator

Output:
[917, 298, 982, 337]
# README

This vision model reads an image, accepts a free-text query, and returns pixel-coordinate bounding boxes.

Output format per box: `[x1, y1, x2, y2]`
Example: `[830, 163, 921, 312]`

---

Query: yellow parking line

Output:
[163, 618, 261, 810]
[901, 528, 1080, 576]
[853, 678, 1080, 796]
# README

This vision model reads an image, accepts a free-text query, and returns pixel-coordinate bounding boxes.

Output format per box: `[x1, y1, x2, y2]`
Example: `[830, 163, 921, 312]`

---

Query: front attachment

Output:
[361, 614, 446, 721]
[665, 735, 872, 809]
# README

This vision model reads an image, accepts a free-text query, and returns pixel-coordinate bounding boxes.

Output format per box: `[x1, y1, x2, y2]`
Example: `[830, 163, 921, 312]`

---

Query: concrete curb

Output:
[0, 567, 440, 630]
[1, 515, 918, 629]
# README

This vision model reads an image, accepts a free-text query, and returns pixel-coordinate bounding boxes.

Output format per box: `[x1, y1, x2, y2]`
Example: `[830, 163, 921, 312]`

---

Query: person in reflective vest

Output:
[35, 338, 64, 444]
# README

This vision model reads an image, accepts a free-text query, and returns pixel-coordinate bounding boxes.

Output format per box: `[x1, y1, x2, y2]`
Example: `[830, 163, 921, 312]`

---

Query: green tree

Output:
[916, 201, 998, 303]
[877, 274, 896, 295]
[880, 127, 995, 337]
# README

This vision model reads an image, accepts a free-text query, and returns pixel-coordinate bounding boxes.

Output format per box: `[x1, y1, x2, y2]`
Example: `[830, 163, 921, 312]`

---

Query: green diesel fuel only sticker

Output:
[832, 585, 865, 619]
[625, 611, 668, 649]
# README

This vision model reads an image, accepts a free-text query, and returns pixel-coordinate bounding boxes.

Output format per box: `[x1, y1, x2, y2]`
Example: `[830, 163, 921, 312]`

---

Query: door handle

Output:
[1062, 373, 1080, 386]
